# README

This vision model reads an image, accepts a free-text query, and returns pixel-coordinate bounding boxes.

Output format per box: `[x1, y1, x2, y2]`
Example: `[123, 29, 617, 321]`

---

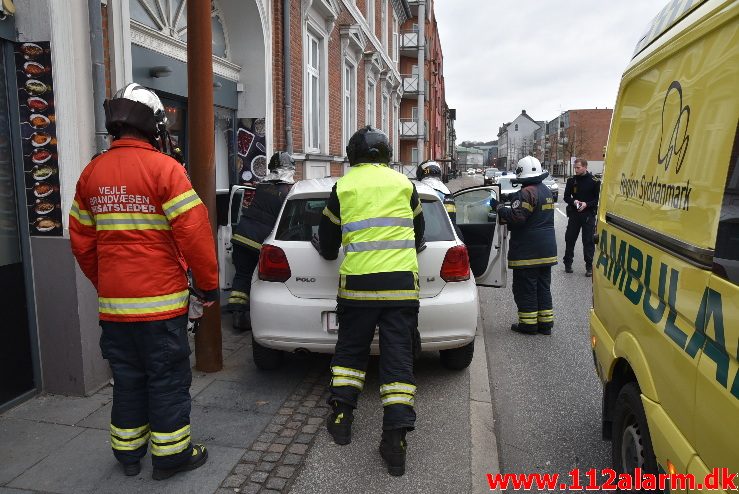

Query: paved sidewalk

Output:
[1, 312, 500, 493]
[0, 317, 319, 494]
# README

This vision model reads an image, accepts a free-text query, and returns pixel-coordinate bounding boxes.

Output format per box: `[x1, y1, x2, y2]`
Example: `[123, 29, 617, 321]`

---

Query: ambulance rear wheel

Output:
[252, 337, 283, 370]
[611, 382, 658, 475]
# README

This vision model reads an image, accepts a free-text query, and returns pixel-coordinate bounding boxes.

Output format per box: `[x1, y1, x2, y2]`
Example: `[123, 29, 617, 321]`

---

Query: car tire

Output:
[252, 336, 283, 370]
[611, 382, 658, 475]
[439, 340, 474, 370]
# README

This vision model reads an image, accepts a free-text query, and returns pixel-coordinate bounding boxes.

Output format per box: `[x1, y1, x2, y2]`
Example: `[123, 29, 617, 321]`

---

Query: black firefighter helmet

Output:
[416, 160, 442, 181]
[346, 126, 392, 166]
[103, 83, 167, 146]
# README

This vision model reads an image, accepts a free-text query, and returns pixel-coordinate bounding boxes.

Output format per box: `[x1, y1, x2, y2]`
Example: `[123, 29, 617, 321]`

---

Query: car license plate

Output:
[325, 312, 339, 334]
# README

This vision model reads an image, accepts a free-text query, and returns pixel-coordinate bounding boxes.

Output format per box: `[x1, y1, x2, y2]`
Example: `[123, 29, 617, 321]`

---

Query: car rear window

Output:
[274, 198, 454, 242]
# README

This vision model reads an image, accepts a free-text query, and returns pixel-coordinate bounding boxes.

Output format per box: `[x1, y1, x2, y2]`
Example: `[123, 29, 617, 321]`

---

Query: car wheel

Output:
[252, 336, 283, 370]
[439, 340, 474, 370]
[611, 383, 658, 475]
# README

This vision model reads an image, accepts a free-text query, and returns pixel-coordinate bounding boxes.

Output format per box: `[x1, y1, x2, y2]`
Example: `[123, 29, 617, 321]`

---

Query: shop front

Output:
[0, 12, 41, 411]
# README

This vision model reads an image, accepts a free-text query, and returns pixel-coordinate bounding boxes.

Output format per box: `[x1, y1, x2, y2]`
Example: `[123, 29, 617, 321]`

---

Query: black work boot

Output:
[152, 444, 208, 481]
[564, 264, 573, 273]
[232, 310, 251, 331]
[326, 402, 353, 445]
[538, 325, 552, 336]
[510, 323, 537, 335]
[122, 461, 141, 477]
[585, 266, 593, 277]
[379, 428, 407, 476]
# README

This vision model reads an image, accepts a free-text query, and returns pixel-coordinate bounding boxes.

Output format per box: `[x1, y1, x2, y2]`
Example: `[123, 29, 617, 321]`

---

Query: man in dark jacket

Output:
[228, 152, 294, 329]
[563, 158, 600, 277]
[496, 156, 557, 335]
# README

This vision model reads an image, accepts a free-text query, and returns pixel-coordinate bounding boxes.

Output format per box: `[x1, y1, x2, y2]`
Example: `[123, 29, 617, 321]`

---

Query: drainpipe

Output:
[283, 0, 293, 153]
[416, 0, 425, 162]
[87, 0, 108, 153]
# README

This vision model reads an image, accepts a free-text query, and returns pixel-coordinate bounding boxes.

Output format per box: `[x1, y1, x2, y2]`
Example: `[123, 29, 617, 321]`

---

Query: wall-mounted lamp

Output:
[149, 66, 173, 78]
[213, 81, 223, 89]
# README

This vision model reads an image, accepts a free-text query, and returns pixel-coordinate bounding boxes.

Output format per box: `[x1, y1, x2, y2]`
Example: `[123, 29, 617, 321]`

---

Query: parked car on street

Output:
[466, 168, 476, 175]
[228, 179, 508, 371]
[496, 177, 520, 203]
[483, 168, 500, 186]
[542, 176, 559, 202]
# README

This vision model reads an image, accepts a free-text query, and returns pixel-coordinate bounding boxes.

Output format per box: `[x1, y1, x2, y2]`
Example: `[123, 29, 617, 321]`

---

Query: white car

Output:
[228, 179, 508, 371]
[466, 169, 476, 175]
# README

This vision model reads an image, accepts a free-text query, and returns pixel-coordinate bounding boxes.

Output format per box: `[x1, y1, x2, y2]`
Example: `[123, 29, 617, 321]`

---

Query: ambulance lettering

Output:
[597, 229, 737, 399]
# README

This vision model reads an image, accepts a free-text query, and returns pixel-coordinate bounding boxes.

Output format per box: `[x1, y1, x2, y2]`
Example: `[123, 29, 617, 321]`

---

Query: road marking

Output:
[555, 207, 567, 218]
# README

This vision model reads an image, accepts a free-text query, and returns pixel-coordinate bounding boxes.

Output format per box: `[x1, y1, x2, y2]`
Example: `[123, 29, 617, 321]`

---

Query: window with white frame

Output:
[392, 13, 399, 67]
[343, 61, 356, 151]
[366, 79, 376, 127]
[367, 0, 375, 35]
[381, 92, 389, 133]
[381, 0, 388, 49]
[306, 31, 322, 152]
[393, 103, 399, 157]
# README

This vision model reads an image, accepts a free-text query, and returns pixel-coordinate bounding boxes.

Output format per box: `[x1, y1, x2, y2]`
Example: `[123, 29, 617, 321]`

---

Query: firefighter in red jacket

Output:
[69, 83, 218, 480]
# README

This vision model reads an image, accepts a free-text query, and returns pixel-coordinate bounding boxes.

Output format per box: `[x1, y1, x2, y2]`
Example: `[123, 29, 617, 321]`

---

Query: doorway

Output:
[0, 43, 35, 407]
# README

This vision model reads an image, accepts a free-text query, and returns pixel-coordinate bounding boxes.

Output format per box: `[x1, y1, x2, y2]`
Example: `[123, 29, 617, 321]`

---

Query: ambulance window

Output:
[714, 124, 739, 285]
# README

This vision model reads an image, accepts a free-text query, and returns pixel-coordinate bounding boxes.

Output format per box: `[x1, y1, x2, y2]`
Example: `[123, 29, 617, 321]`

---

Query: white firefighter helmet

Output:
[515, 156, 547, 180]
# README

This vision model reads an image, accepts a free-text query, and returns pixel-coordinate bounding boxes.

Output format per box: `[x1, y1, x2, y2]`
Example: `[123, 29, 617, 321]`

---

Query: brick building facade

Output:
[537, 108, 613, 176]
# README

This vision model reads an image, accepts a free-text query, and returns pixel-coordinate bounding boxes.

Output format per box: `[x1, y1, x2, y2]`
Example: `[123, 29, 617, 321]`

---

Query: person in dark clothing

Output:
[317, 126, 424, 476]
[228, 152, 294, 329]
[496, 156, 557, 335]
[563, 158, 600, 277]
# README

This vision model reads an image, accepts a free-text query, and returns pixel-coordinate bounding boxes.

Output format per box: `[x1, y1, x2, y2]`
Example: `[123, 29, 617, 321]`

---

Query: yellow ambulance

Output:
[590, 0, 738, 490]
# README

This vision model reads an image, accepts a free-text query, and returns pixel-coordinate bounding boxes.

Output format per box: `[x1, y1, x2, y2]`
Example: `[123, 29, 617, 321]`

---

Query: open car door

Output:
[452, 185, 508, 288]
[218, 184, 255, 289]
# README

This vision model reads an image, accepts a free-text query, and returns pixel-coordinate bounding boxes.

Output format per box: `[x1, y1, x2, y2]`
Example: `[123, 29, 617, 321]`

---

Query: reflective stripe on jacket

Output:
[319, 163, 424, 307]
[69, 138, 218, 322]
[497, 182, 557, 269]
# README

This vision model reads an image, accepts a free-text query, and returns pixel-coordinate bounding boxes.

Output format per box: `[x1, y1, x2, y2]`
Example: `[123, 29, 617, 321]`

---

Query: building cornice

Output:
[130, 21, 241, 81]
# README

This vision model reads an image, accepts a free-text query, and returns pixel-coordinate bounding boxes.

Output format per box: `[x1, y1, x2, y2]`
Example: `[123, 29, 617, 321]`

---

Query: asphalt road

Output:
[449, 174, 611, 488]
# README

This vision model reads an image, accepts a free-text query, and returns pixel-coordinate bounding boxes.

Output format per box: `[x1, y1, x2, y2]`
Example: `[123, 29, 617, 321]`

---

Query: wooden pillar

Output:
[187, 0, 222, 372]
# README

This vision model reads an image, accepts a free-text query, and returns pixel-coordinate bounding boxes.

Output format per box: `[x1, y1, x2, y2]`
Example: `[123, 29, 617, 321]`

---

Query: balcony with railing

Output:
[400, 29, 420, 53]
[401, 74, 420, 96]
[399, 118, 421, 139]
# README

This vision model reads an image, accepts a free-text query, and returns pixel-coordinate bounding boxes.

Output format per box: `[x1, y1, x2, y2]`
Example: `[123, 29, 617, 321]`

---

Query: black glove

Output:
[200, 288, 219, 303]
[311, 233, 322, 255]
[489, 196, 499, 209]
[416, 240, 427, 253]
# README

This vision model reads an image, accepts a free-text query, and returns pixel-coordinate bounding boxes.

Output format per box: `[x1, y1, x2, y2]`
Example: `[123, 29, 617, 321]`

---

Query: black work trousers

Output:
[228, 244, 260, 310]
[100, 314, 193, 469]
[329, 305, 418, 431]
[511, 267, 554, 332]
[564, 212, 595, 268]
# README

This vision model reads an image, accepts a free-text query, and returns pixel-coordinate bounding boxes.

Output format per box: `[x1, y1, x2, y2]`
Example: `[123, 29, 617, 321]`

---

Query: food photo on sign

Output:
[237, 117, 266, 185]
[14, 41, 62, 236]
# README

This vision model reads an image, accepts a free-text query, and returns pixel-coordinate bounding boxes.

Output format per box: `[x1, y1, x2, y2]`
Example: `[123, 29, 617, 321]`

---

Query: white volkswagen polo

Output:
[226, 179, 507, 371]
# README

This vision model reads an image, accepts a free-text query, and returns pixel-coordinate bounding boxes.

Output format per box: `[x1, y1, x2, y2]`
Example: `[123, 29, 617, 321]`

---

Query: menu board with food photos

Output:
[14, 41, 61, 236]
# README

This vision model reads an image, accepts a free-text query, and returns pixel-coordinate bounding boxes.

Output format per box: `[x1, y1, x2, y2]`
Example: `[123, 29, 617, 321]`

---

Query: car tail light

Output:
[440, 245, 470, 282]
[258, 244, 291, 282]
